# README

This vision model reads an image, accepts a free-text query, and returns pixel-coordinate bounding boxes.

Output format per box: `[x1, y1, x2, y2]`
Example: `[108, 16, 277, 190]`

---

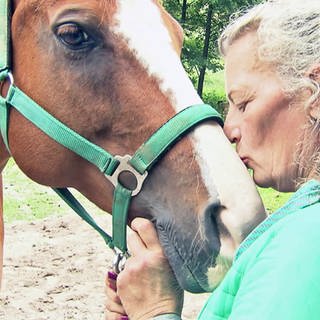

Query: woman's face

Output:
[224, 32, 308, 192]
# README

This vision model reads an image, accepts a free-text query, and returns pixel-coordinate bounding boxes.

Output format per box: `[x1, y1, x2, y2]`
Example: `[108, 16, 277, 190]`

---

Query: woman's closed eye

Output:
[236, 101, 248, 112]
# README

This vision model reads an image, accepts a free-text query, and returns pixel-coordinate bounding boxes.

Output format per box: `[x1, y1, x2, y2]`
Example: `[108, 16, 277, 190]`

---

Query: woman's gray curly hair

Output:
[219, 0, 320, 183]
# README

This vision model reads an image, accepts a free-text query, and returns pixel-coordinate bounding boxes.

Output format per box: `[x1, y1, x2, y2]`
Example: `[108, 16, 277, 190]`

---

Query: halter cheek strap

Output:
[0, 0, 224, 269]
[0, 0, 10, 80]
[0, 0, 11, 152]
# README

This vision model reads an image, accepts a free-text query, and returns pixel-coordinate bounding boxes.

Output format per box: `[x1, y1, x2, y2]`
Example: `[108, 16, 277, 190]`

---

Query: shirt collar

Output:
[234, 179, 320, 261]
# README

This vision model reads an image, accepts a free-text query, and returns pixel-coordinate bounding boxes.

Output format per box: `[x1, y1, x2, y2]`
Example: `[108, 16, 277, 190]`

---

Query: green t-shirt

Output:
[199, 179, 320, 320]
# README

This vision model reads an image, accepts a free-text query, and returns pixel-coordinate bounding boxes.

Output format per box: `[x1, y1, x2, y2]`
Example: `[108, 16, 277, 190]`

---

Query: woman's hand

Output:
[105, 270, 128, 320]
[107, 217, 184, 320]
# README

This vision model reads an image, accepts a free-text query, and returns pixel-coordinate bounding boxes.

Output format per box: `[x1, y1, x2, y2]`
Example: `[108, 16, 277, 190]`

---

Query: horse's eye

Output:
[55, 23, 95, 50]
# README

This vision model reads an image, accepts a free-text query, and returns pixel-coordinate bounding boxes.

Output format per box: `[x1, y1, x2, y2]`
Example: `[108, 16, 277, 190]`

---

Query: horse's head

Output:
[4, 0, 266, 292]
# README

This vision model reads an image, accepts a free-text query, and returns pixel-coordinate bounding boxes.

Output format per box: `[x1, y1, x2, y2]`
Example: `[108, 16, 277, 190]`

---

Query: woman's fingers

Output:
[106, 271, 118, 291]
[105, 310, 128, 320]
[105, 289, 126, 315]
[130, 218, 162, 252]
[105, 271, 127, 315]
[127, 228, 146, 254]
[112, 218, 184, 319]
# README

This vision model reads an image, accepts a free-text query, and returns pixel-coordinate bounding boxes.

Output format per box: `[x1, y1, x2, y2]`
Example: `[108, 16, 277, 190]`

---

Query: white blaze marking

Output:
[112, 0, 202, 111]
[112, 0, 222, 201]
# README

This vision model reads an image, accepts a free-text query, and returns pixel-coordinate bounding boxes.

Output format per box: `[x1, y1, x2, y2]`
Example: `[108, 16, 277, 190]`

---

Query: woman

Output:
[106, 0, 320, 319]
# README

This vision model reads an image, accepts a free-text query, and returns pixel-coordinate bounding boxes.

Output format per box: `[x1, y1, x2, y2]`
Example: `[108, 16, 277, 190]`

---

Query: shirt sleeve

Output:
[152, 314, 182, 320]
[229, 212, 320, 320]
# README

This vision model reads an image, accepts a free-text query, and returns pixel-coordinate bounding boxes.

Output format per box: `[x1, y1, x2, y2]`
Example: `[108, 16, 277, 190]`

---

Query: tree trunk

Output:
[197, 4, 213, 97]
[181, 0, 187, 24]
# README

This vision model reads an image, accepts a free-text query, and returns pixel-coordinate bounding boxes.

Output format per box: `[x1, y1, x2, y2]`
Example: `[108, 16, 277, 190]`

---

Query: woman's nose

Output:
[224, 114, 241, 144]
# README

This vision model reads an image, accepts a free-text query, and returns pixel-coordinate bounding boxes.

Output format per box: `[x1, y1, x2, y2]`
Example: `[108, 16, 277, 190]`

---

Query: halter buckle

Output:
[0, 71, 14, 98]
[107, 155, 148, 196]
[0, 70, 13, 84]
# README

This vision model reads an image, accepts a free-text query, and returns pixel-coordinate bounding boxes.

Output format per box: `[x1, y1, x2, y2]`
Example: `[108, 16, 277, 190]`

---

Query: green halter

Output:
[0, 0, 223, 268]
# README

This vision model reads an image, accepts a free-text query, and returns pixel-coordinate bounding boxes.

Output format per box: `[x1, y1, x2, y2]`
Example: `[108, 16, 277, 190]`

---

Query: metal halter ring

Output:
[0, 71, 14, 84]
[6, 72, 14, 85]
[112, 249, 128, 274]
[0, 71, 14, 97]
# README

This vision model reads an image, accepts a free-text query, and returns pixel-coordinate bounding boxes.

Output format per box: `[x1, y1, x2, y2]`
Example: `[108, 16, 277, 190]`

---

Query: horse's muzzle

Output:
[155, 204, 222, 293]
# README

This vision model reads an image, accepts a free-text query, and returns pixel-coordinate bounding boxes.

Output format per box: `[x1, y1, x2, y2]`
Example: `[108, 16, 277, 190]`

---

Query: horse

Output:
[0, 0, 266, 295]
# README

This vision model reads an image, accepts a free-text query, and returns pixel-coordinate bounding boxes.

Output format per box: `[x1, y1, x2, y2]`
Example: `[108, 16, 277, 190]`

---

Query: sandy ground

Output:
[0, 213, 210, 320]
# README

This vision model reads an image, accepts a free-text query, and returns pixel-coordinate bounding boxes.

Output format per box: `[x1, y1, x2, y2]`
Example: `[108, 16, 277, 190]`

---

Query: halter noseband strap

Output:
[0, 0, 223, 269]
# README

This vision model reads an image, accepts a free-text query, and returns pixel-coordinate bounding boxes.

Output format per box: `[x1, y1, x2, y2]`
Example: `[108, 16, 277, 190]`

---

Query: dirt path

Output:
[1, 214, 210, 320]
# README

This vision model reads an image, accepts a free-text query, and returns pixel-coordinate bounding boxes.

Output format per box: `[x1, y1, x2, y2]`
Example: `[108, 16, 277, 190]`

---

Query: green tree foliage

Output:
[162, 0, 262, 113]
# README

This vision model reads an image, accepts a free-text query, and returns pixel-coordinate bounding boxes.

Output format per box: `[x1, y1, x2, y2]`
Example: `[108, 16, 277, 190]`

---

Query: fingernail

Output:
[109, 282, 116, 291]
[120, 316, 129, 320]
[107, 271, 118, 280]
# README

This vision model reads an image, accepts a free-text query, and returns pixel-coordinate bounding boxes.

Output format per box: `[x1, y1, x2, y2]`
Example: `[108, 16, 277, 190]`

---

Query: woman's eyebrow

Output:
[227, 89, 244, 104]
[228, 86, 252, 104]
[227, 90, 236, 104]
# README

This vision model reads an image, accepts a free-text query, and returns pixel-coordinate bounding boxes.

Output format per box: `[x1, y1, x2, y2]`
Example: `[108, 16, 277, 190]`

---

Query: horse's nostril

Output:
[201, 203, 222, 253]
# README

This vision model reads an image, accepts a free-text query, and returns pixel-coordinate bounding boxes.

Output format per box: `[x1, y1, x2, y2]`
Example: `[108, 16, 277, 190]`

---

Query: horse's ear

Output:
[150, 0, 184, 55]
[153, 0, 164, 7]
[172, 18, 184, 55]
